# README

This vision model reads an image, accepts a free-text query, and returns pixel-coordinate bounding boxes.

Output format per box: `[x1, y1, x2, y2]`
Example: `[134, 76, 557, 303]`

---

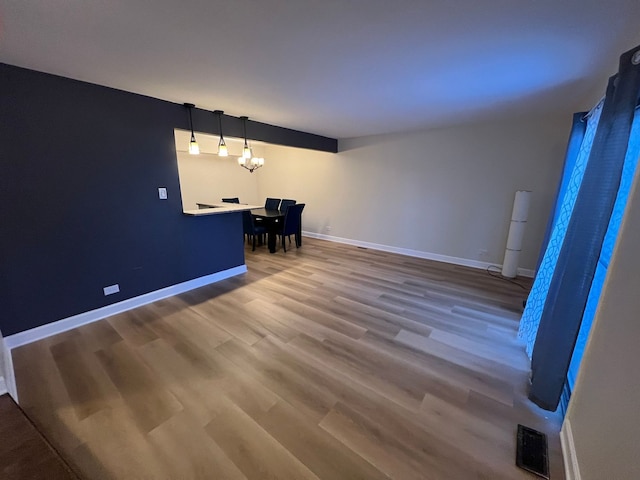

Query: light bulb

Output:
[238, 157, 246, 166]
[218, 138, 228, 157]
[189, 137, 200, 155]
[243, 144, 252, 159]
[258, 158, 265, 166]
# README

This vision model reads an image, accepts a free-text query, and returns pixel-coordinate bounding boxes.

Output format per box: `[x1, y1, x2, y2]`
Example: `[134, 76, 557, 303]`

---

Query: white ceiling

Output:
[1, 1, 639, 138]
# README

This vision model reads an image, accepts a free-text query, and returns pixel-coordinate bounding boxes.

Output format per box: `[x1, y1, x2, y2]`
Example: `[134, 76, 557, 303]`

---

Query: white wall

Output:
[257, 146, 339, 232]
[563, 167, 640, 480]
[259, 114, 570, 271]
[174, 129, 264, 209]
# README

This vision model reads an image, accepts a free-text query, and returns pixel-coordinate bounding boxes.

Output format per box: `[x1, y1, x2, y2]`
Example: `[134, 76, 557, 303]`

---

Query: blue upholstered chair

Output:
[242, 210, 267, 251]
[279, 203, 305, 252]
[279, 199, 296, 212]
[264, 197, 281, 210]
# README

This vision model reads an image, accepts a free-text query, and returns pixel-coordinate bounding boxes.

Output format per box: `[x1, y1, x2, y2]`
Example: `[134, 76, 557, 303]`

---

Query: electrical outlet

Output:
[103, 284, 120, 296]
[158, 187, 167, 200]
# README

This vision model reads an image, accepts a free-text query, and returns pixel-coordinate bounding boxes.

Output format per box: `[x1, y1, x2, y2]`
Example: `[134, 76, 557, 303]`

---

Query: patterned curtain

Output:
[534, 112, 588, 272]
[518, 102, 603, 357]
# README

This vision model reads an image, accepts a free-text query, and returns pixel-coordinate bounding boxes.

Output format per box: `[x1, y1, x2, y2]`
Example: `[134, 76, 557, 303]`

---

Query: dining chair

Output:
[279, 203, 305, 252]
[264, 197, 281, 210]
[279, 199, 296, 212]
[242, 210, 267, 251]
[276, 199, 296, 243]
[222, 197, 240, 203]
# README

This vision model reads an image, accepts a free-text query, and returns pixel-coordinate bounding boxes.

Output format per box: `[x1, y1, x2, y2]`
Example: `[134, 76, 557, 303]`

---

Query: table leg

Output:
[268, 229, 277, 253]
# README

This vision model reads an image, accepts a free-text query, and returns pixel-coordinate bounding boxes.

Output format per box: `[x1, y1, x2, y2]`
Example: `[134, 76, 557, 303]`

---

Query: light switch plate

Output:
[158, 187, 167, 200]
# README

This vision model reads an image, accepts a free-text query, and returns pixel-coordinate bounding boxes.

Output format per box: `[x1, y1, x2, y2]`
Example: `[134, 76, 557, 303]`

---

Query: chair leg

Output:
[252, 234, 256, 251]
[282, 234, 286, 253]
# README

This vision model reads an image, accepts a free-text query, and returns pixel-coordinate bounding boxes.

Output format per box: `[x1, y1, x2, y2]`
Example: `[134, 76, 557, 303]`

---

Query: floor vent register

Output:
[516, 424, 550, 479]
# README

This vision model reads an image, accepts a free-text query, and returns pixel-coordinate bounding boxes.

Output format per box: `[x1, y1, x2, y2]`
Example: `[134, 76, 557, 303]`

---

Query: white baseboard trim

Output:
[302, 231, 535, 278]
[3, 349, 17, 402]
[0, 334, 17, 401]
[4, 265, 247, 351]
[561, 419, 582, 480]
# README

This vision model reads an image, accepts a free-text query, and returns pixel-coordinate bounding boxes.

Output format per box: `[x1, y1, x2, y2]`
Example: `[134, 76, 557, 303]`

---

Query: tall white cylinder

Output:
[502, 190, 531, 278]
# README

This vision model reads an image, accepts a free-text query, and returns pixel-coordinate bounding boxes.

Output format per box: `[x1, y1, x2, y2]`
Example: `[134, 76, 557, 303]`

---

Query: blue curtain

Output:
[528, 48, 640, 411]
[534, 112, 588, 272]
[518, 103, 603, 357]
[564, 107, 640, 398]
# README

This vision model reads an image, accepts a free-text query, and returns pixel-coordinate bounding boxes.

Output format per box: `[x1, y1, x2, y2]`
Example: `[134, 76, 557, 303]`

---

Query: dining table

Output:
[251, 208, 284, 253]
[251, 208, 302, 253]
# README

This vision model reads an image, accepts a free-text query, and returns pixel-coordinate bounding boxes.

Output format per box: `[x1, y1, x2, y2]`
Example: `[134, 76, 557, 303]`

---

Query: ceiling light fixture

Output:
[184, 103, 199, 155]
[213, 110, 228, 157]
[238, 116, 264, 173]
[238, 156, 265, 173]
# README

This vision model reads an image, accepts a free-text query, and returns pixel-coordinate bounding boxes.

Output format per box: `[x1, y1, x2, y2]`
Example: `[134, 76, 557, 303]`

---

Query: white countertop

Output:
[183, 203, 263, 216]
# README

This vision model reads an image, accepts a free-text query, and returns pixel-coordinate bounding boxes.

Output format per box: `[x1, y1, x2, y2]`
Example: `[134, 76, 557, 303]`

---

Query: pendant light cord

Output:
[186, 104, 195, 138]
[243, 118, 248, 147]
[240, 116, 251, 149]
[218, 113, 224, 140]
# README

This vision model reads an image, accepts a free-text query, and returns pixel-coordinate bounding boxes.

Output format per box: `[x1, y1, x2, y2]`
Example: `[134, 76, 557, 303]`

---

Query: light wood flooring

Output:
[13, 237, 565, 479]
[0, 394, 78, 479]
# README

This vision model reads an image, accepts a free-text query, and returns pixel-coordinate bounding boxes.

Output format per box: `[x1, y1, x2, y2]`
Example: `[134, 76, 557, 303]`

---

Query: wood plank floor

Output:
[13, 238, 565, 479]
[0, 394, 79, 479]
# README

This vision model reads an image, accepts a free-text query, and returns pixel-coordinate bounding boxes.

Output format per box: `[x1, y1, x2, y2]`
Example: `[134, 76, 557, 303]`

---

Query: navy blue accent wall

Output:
[0, 63, 335, 335]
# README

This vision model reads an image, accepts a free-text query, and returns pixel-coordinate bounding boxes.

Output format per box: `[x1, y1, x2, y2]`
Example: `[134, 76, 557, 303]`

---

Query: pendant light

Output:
[237, 116, 264, 173]
[240, 116, 252, 159]
[213, 110, 228, 157]
[184, 103, 199, 155]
